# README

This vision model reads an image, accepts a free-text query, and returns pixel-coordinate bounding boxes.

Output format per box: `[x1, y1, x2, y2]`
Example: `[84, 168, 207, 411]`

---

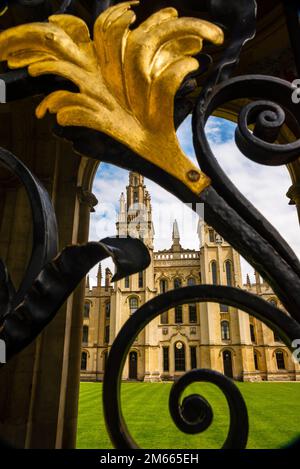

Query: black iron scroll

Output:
[0, 148, 150, 362]
[103, 286, 300, 448]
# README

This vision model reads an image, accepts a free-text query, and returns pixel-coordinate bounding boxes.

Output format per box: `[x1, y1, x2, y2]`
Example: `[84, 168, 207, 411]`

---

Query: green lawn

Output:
[76, 382, 300, 449]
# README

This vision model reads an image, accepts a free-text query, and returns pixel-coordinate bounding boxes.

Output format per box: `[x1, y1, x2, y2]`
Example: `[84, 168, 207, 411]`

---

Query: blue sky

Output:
[88, 116, 300, 287]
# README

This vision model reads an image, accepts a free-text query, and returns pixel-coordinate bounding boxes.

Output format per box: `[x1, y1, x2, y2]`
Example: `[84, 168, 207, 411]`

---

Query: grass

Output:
[76, 381, 300, 449]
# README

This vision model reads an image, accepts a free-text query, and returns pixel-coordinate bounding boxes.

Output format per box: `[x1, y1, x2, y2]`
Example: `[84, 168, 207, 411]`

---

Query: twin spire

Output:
[118, 172, 180, 250]
[171, 219, 181, 251]
[172, 219, 180, 242]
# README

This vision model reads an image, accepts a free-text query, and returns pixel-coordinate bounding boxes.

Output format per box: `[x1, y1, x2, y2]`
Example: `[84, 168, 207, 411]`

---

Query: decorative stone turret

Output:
[105, 267, 112, 290]
[255, 270, 262, 294]
[246, 274, 251, 288]
[171, 219, 182, 252]
[117, 171, 154, 248]
[118, 192, 126, 223]
[97, 263, 102, 287]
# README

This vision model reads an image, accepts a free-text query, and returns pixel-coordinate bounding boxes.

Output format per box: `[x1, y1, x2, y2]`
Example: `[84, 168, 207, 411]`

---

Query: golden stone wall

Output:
[80, 174, 300, 383]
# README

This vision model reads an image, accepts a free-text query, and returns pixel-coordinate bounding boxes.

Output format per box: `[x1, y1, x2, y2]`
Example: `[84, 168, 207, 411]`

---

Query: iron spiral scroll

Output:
[0, 0, 300, 451]
[0, 145, 151, 363]
[103, 286, 300, 449]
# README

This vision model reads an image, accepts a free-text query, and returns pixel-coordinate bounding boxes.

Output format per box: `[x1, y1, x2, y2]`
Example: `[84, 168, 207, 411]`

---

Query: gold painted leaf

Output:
[0, 1, 224, 194]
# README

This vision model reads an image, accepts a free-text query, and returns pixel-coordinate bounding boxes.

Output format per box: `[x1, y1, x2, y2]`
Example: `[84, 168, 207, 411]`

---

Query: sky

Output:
[88, 115, 300, 287]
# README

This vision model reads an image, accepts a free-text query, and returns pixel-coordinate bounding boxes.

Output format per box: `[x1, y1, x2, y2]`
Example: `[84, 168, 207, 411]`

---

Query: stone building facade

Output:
[81, 172, 299, 382]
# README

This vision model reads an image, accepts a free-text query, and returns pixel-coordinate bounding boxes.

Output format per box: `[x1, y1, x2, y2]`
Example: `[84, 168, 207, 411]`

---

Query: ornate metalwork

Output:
[0, 232, 150, 363]
[103, 285, 300, 448]
[0, 147, 58, 311]
[0, 0, 300, 450]
[0, 2, 224, 193]
[0, 147, 150, 364]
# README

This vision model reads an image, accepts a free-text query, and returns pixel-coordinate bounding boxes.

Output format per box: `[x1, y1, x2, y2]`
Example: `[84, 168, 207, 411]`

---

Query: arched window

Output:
[189, 304, 197, 323]
[221, 320, 230, 341]
[83, 302, 90, 318]
[81, 352, 87, 370]
[138, 271, 143, 288]
[174, 342, 185, 371]
[254, 351, 259, 370]
[187, 277, 196, 286]
[129, 297, 138, 315]
[225, 260, 233, 286]
[162, 347, 169, 372]
[175, 305, 183, 323]
[104, 325, 110, 343]
[190, 346, 197, 369]
[160, 279, 168, 293]
[133, 190, 138, 203]
[275, 351, 285, 370]
[105, 301, 110, 319]
[211, 261, 218, 285]
[82, 325, 89, 344]
[174, 277, 182, 289]
[250, 324, 256, 343]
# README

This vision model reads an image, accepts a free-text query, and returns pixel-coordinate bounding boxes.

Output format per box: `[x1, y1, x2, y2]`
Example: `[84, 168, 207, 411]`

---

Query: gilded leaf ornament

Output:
[0, 2, 224, 194]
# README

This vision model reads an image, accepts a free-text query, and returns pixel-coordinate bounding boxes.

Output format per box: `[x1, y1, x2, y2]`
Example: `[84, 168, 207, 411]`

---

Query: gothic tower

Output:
[111, 172, 157, 380]
[116, 171, 154, 248]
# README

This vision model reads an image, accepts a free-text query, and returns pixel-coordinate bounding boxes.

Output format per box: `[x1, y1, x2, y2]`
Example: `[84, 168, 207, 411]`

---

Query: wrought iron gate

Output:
[0, 0, 300, 449]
